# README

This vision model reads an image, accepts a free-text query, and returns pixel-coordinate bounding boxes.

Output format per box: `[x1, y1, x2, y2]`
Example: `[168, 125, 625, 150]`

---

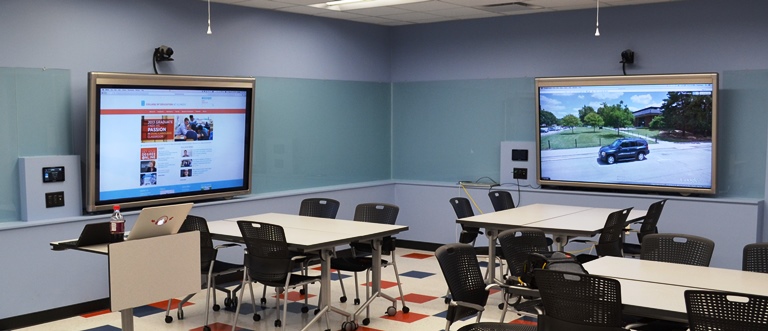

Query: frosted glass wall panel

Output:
[392, 78, 533, 182]
[252, 77, 391, 193]
[718, 70, 768, 198]
[0, 68, 71, 221]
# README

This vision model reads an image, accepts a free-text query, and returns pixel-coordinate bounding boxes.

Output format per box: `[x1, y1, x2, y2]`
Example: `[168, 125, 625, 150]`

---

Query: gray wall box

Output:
[500, 141, 536, 187]
[19, 156, 82, 221]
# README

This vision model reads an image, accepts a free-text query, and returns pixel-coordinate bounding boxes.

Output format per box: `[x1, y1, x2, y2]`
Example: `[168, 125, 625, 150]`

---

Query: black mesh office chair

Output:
[296, 198, 339, 300]
[486, 192, 554, 249]
[535, 269, 635, 331]
[447, 197, 505, 303]
[623, 199, 667, 257]
[436, 243, 494, 331]
[456, 322, 537, 331]
[743, 242, 768, 273]
[232, 221, 323, 330]
[299, 197, 340, 219]
[329, 203, 408, 321]
[685, 290, 768, 331]
[575, 207, 634, 263]
[163, 215, 243, 331]
[640, 233, 715, 267]
[488, 190, 516, 211]
[497, 228, 549, 318]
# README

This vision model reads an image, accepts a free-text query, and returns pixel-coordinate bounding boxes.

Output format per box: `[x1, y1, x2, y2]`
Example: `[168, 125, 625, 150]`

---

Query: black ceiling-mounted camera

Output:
[152, 45, 174, 74]
[620, 49, 634, 75]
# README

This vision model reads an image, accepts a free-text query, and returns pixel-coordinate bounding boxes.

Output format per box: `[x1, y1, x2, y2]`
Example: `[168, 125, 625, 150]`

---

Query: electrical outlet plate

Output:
[513, 168, 528, 180]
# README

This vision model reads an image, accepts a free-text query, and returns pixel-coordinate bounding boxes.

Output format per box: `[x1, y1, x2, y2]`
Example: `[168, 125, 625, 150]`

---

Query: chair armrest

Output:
[493, 282, 540, 298]
[213, 243, 240, 251]
[449, 300, 486, 312]
[291, 255, 308, 261]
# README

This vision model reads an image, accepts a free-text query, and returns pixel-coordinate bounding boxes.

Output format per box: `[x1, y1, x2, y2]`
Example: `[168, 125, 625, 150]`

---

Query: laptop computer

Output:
[56, 222, 114, 248]
[125, 203, 194, 241]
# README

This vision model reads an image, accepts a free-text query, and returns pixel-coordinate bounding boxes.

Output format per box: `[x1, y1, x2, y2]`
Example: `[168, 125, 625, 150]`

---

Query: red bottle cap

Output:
[113, 205, 120, 211]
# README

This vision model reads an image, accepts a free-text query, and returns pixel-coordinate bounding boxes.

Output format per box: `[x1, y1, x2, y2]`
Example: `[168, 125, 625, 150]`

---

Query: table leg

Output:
[120, 308, 133, 331]
[353, 237, 400, 325]
[302, 248, 350, 331]
[485, 229, 498, 284]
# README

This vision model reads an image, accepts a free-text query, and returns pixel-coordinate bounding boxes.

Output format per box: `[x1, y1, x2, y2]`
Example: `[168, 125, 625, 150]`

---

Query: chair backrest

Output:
[685, 290, 768, 331]
[435, 243, 489, 324]
[534, 269, 626, 331]
[497, 228, 550, 278]
[595, 207, 633, 257]
[743, 242, 768, 273]
[641, 233, 715, 267]
[351, 203, 399, 253]
[637, 199, 666, 243]
[450, 197, 480, 244]
[354, 203, 399, 225]
[299, 198, 340, 219]
[488, 191, 515, 212]
[179, 215, 215, 272]
[237, 221, 292, 285]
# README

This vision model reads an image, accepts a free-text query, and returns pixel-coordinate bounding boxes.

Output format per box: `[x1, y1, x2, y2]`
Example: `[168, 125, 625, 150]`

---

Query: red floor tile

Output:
[402, 252, 432, 259]
[397, 293, 439, 304]
[147, 298, 193, 310]
[276, 290, 316, 301]
[380, 311, 429, 323]
[362, 280, 398, 289]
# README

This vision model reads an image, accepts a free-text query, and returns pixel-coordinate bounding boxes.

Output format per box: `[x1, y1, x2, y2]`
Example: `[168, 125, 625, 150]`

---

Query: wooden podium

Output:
[53, 231, 200, 331]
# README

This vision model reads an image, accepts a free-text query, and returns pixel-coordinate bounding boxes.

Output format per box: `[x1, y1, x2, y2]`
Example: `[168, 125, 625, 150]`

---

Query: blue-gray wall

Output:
[1, 0, 768, 322]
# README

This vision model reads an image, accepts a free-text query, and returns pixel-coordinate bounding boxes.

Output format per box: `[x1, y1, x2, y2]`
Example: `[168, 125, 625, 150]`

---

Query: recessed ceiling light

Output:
[311, 0, 430, 11]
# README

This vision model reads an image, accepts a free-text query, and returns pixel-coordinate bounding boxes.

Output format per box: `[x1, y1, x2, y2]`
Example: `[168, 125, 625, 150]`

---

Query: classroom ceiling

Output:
[205, 0, 683, 26]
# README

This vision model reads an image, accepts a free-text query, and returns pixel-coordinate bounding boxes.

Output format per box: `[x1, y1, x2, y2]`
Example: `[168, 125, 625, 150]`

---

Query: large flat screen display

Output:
[85, 72, 254, 212]
[535, 73, 718, 195]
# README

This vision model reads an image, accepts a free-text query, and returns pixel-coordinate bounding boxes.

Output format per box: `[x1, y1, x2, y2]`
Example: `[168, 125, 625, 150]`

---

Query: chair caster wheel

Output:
[314, 308, 320, 315]
[301, 306, 309, 313]
[498, 303, 505, 310]
[203, 326, 211, 331]
[274, 319, 282, 327]
[354, 298, 360, 305]
[444, 297, 451, 304]
[224, 297, 233, 307]
[260, 297, 267, 305]
[342, 321, 357, 331]
[300, 288, 306, 295]
[177, 309, 184, 320]
[403, 306, 410, 313]
[386, 306, 397, 316]
[340, 296, 347, 303]
[164, 315, 172, 323]
[213, 304, 220, 311]
[253, 313, 261, 321]
[362, 317, 370, 325]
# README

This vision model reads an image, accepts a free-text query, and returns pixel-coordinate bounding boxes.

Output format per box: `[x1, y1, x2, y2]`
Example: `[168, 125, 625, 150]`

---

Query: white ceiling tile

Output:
[202, 0, 683, 26]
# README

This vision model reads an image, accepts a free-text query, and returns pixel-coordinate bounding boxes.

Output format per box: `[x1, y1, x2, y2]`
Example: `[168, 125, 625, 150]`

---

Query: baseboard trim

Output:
[0, 298, 109, 331]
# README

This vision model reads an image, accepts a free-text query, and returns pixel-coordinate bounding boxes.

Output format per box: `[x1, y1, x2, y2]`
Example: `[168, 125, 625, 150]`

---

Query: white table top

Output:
[458, 203, 593, 228]
[457, 204, 645, 237]
[529, 207, 646, 237]
[585, 256, 768, 297]
[208, 213, 408, 252]
[615, 278, 689, 322]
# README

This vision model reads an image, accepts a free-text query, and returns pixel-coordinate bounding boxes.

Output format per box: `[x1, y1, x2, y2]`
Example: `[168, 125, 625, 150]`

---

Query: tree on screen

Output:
[561, 114, 581, 133]
[584, 112, 604, 132]
[661, 92, 713, 137]
[540, 109, 558, 126]
[578, 105, 596, 123]
[598, 101, 634, 135]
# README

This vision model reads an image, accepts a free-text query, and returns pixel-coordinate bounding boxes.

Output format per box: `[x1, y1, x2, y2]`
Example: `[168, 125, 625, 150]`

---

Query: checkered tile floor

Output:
[18, 248, 536, 331]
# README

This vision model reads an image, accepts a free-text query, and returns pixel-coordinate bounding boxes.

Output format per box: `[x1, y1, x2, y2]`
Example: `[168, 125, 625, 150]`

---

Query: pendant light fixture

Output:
[595, 0, 600, 37]
[207, 0, 212, 35]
